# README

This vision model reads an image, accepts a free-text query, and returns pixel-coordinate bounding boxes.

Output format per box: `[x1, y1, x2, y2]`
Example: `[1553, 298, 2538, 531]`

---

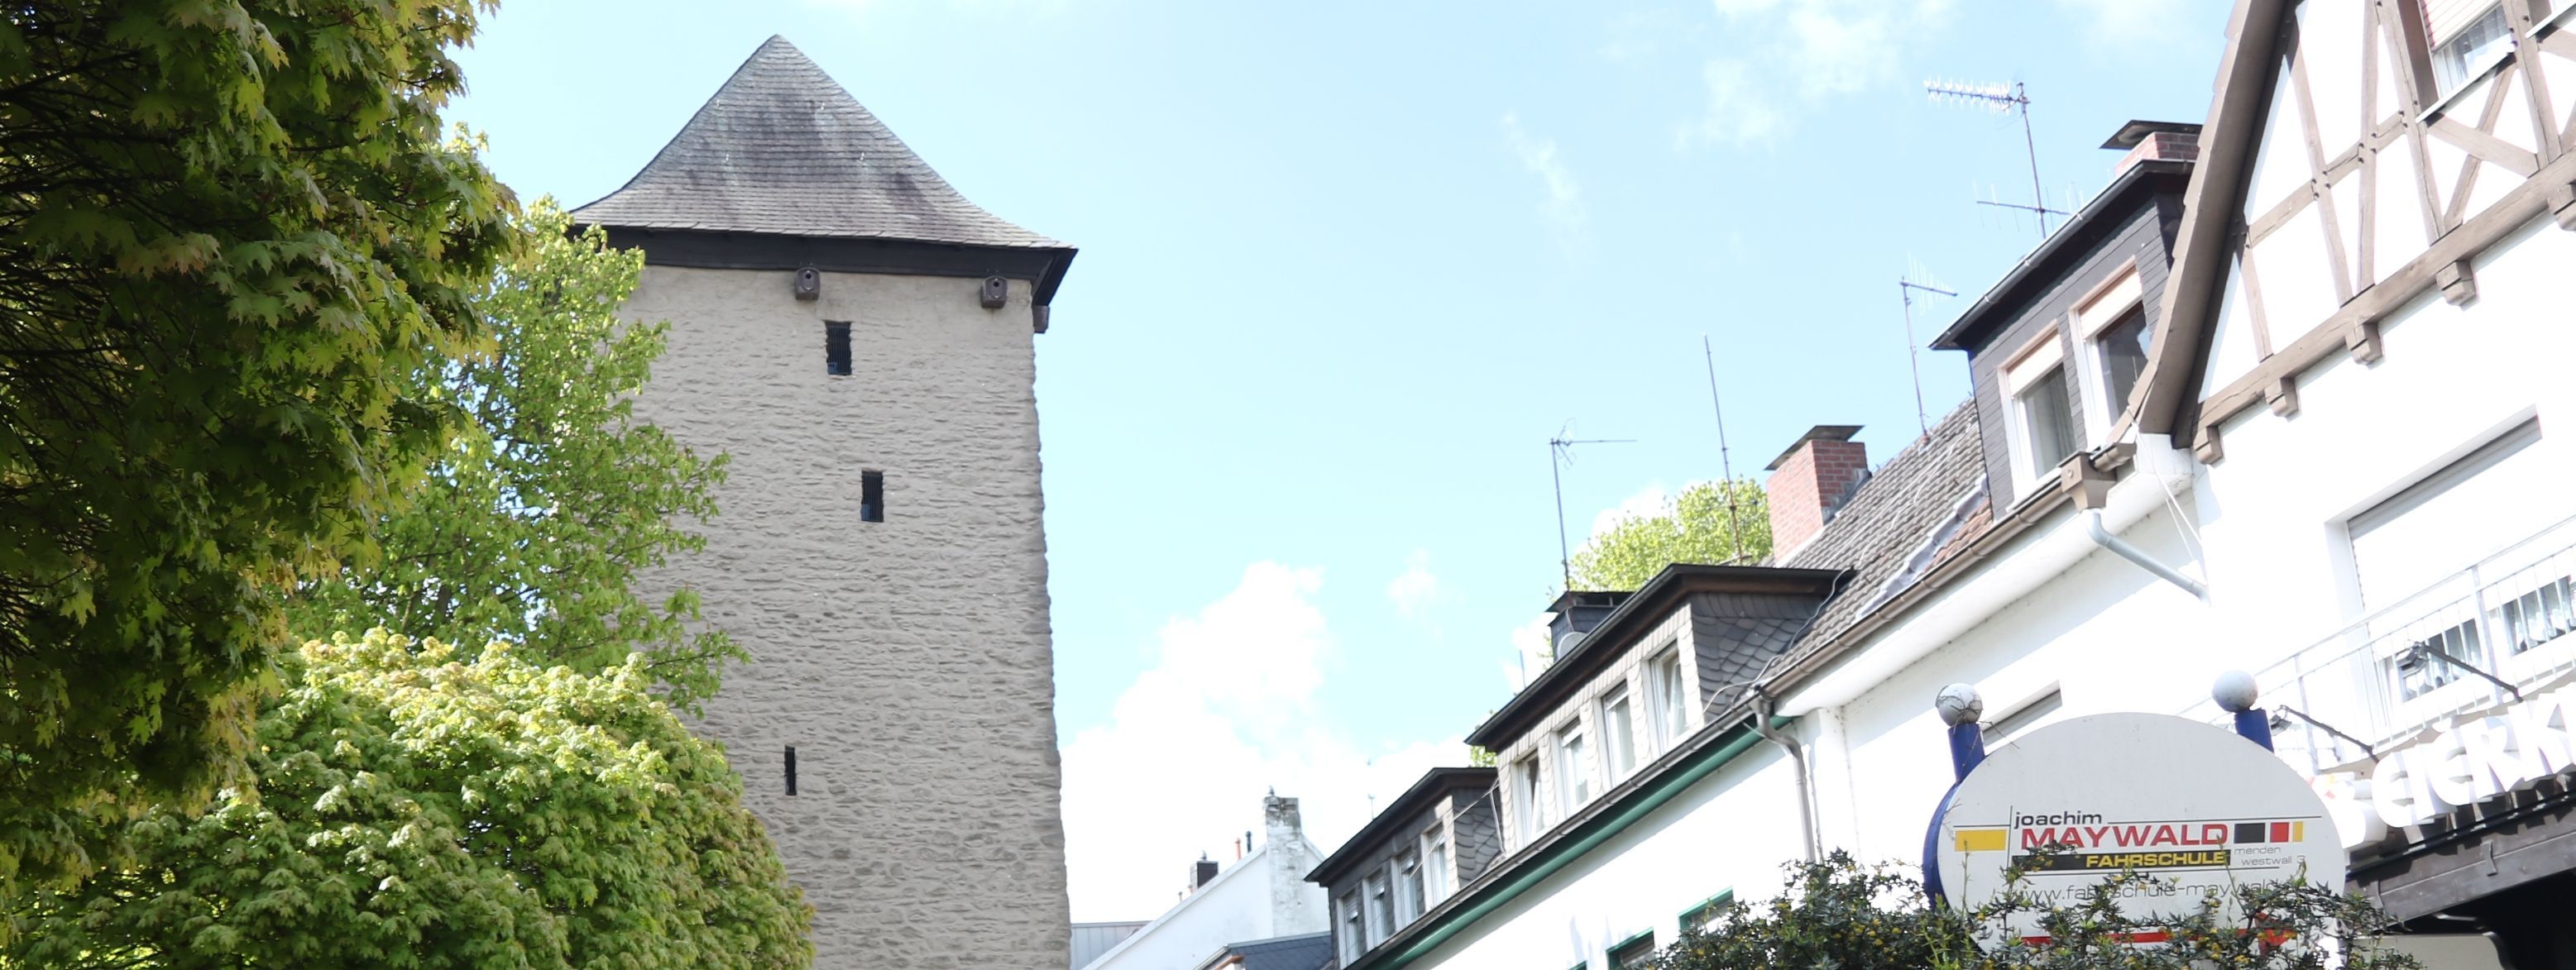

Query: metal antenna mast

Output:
[1700, 337, 1748, 565]
[1898, 275, 1956, 440]
[1550, 428, 1634, 590]
[1926, 79, 2063, 239]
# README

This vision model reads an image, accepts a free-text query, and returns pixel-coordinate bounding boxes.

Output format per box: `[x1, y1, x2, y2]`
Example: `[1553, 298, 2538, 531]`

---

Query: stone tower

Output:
[571, 36, 1075, 967]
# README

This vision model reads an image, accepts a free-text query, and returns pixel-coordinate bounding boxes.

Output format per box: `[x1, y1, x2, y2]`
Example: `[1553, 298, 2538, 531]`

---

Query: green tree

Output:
[2, 629, 814, 969]
[1652, 853, 2419, 970]
[0, 0, 516, 882]
[286, 202, 737, 710]
[1568, 480, 1771, 590]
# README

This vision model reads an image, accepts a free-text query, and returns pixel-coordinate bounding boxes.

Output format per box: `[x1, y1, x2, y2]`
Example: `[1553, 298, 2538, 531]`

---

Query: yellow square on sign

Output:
[1955, 829, 2008, 852]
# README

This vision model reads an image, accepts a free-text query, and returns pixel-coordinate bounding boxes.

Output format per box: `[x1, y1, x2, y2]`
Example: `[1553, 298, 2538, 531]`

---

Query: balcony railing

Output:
[2182, 514, 2576, 777]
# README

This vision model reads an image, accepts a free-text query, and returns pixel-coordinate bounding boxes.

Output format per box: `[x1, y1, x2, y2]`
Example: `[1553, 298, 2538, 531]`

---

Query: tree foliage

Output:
[1569, 480, 1771, 590]
[2, 630, 813, 968]
[0, 0, 515, 882]
[287, 202, 736, 710]
[1652, 852, 2420, 970]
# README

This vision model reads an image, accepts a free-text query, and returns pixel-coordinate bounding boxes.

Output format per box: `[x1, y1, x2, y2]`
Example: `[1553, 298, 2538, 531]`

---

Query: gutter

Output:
[1349, 719, 1781, 970]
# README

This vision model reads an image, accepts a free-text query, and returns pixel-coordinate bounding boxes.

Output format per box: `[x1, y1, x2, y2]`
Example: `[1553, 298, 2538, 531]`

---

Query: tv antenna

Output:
[1549, 428, 1633, 590]
[1700, 337, 1749, 565]
[1898, 268, 1956, 440]
[1926, 79, 2063, 239]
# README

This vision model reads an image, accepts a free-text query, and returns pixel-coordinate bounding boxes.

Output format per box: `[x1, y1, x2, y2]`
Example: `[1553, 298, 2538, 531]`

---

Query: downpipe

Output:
[1749, 690, 1817, 862]
[2085, 508, 2208, 600]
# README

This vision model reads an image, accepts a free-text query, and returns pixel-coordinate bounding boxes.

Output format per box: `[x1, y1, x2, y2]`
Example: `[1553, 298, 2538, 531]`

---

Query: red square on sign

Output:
[2270, 822, 2291, 843]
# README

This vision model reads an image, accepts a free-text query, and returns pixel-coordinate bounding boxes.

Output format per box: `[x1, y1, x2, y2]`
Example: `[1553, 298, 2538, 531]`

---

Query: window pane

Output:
[1341, 896, 1364, 962]
[1646, 650, 1687, 750]
[2018, 366, 2078, 476]
[2097, 306, 2150, 418]
[1511, 757, 1544, 843]
[1557, 727, 1590, 808]
[1602, 691, 1636, 777]
[1365, 873, 1392, 944]
[1396, 851, 1423, 922]
[1424, 834, 1450, 903]
[2432, 5, 2512, 95]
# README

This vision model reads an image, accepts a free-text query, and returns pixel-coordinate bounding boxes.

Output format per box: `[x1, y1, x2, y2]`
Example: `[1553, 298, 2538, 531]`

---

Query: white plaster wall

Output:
[1086, 842, 1328, 970]
[1823, 213, 2576, 874]
[1413, 747, 1798, 970]
[621, 265, 1066, 968]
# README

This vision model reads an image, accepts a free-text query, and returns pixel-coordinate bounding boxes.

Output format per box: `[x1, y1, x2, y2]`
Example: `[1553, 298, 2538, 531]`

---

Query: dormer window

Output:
[2073, 265, 2150, 437]
[2427, 2, 2514, 97]
[2004, 329, 2080, 488]
[1600, 686, 1637, 779]
[1423, 824, 1452, 904]
[1509, 757, 1544, 846]
[1395, 849, 1424, 923]
[1554, 722, 1592, 810]
[1644, 647, 1688, 754]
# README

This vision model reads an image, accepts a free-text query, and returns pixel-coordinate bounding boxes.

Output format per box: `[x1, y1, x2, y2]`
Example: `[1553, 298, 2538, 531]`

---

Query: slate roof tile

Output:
[1779, 402, 1989, 665]
[572, 36, 1061, 249]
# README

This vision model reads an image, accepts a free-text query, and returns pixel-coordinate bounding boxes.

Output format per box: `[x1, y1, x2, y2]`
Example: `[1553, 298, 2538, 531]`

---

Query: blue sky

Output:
[448, 0, 2232, 920]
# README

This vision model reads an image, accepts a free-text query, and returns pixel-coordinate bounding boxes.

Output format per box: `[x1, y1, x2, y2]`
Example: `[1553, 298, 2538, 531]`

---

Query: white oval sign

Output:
[1934, 712, 2345, 943]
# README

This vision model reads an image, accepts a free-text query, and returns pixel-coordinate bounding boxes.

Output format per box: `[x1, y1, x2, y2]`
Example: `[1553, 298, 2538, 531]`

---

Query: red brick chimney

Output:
[1765, 425, 1868, 559]
[2102, 120, 2200, 179]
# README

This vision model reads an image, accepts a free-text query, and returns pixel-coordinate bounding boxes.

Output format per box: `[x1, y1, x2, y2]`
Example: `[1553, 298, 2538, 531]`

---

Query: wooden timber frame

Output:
[2126, 0, 2576, 463]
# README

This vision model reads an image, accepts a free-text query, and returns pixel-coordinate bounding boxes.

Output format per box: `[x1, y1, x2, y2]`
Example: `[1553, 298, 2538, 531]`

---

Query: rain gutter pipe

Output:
[2085, 508, 2208, 600]
[1749, 691, 1817, 862]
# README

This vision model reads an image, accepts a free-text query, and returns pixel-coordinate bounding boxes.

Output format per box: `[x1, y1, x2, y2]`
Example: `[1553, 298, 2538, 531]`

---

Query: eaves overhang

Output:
[583, 226, 1079, 308]
[1929, 159, 2195, 352]
[1464, 564, 1851, 751]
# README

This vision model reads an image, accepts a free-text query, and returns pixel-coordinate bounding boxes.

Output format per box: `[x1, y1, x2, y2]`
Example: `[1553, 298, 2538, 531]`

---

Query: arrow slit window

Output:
[824, 321, 852, 375]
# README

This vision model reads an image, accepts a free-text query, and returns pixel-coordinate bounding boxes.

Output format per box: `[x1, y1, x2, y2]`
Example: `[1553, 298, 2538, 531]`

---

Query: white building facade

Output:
[1329, 2, 2576, 968]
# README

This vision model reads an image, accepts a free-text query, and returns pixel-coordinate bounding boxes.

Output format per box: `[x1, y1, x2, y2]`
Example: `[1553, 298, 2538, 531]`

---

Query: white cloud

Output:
[1060, 563, 1459, 921]
[1386, 549, 1441, 621]
[1677, 0, 1953, 148]
[1503, 614, 1558, 692]
[1501, 112, 1591, 256]
[2050, 0, 2201, 48]
[1588, 481, 1673, 538]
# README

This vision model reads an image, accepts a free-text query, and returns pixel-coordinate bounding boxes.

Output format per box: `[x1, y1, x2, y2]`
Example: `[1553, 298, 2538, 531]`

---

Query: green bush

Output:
[4, 630, 812, 968]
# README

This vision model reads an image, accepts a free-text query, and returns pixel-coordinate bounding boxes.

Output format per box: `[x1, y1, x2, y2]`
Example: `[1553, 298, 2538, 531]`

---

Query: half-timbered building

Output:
[1319, 2, 2576, 968]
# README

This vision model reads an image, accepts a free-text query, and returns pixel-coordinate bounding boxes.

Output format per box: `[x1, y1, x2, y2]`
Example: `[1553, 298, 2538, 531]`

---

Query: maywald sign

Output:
[1935, 713, 2345, 941]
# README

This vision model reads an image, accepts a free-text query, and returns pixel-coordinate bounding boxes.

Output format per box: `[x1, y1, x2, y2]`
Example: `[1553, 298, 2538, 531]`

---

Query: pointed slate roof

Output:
[572, 36, 1061, 250]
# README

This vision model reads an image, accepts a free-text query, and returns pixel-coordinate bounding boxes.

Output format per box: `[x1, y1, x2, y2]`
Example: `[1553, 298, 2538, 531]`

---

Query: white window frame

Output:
[1422, 822, 1452, 905]
[1600, 685, 1638, 781]
[2002, 327, 2078, 491]
[2425, 1, 2515, 98]
[1643, 646, 1688, 755]
[1363, 871, 1392, 944]
[1554, 719, 1593, 810]
[2071, 266, 2147, 438]
[1338, 893, 1365, 963]
[1509, 756, 1544, 847]
[1394, 848, 1423, 924]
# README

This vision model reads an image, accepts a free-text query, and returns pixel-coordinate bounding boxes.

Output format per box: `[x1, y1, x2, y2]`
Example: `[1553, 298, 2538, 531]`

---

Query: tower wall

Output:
[621, 265, 1066, 967]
